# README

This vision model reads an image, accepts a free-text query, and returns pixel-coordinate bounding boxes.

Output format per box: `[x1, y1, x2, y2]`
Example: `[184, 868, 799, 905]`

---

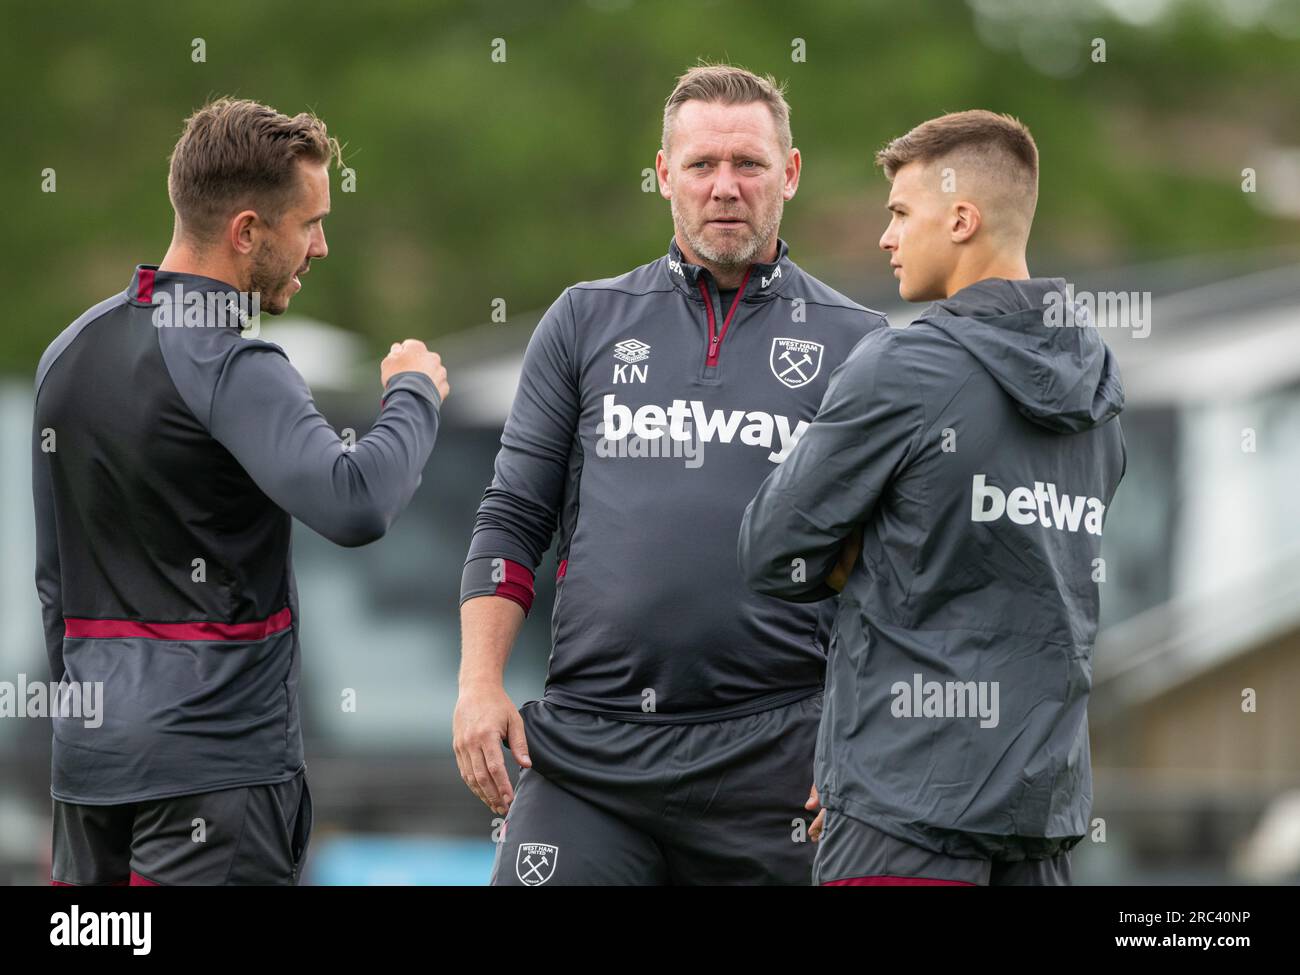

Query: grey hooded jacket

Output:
[738, 277, 1126, 859]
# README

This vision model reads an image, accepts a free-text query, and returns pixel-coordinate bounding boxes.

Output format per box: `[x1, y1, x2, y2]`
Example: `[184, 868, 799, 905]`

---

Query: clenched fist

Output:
[382, 339, 450, 402]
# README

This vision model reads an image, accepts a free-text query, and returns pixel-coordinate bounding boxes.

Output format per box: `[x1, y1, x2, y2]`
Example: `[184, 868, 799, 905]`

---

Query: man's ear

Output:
[228, 209, 260, 256]
[783, 147, 802, 201]
[950, 200, 981, 244]
[655, 149, 671, 199]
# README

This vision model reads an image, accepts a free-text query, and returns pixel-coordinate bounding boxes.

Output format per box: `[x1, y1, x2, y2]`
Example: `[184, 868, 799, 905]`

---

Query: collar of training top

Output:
[664, 236, 792, 302]
[127, 265, 246, 306]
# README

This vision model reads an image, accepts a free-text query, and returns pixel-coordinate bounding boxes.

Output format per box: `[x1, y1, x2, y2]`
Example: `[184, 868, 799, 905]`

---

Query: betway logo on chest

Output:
[601, 394, 808, 463]
[971, 474, 1106, 535]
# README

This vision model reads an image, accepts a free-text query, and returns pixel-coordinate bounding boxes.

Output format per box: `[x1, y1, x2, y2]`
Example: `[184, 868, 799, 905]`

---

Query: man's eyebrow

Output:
[681, 145, 769, 163]
[309, 208, 330, 220]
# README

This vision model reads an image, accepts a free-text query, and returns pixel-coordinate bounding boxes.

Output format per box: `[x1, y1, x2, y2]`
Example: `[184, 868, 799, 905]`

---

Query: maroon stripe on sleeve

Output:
[492, 559, 535, 615]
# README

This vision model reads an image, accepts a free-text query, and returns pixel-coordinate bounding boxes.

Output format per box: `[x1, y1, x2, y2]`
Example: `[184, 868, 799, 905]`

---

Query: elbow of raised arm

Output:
[322, 504, 394, 548]
[315, 462, 423, 547]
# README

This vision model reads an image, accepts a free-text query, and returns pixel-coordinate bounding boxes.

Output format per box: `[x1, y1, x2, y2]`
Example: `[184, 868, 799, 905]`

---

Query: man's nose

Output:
[879, 229, 895, 252]
[711, 163, 741, 201]
[311, 226, 328, 260]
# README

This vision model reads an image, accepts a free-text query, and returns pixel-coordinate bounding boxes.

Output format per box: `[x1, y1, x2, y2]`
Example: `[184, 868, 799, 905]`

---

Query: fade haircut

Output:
[877, 110, 1039, 236]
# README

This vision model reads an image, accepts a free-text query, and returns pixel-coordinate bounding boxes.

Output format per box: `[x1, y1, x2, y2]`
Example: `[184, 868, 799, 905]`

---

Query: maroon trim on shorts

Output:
[824, 875, 976, 886]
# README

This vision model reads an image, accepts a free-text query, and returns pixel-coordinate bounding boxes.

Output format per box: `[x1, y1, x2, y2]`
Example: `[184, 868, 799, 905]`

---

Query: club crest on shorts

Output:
[770, 337, 824, 389]
[516, 842, 559, 886]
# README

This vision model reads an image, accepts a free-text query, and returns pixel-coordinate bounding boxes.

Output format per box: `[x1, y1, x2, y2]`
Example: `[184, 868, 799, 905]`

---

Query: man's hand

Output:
[452, 681, 531, 816]
[806, 782, 826, 841]
[382, 339, 450, 403]
[826, 526, 863, 593]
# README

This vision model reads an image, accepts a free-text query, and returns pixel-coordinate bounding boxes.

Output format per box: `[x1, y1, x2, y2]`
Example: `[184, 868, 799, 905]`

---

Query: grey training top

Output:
[462, 238, 887, 721]
[34, 266, 441, 803]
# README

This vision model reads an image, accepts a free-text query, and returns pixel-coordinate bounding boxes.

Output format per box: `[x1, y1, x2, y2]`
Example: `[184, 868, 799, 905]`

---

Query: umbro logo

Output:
[613, 339, 651, 364]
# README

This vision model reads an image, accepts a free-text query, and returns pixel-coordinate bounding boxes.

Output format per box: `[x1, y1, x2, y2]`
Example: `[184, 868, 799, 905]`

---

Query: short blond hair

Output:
[662, 63, 792, 156]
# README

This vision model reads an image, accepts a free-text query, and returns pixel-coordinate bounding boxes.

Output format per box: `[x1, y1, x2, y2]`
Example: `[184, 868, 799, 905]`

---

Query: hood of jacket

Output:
[919, 277, 1124, 433]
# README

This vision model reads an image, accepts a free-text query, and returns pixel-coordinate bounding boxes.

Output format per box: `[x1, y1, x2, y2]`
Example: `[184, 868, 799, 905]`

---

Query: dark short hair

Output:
[167, 97, 341, 242]
[875, 110, 1037, 184]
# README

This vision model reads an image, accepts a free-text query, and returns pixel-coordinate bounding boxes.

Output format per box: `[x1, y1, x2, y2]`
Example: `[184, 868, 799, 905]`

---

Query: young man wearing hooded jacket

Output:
[738, 110, 1126, 886]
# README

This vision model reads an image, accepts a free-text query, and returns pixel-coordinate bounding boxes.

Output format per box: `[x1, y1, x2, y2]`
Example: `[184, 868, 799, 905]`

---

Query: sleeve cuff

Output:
[382, 370, 441, 409]
[460, 556, 536, 616]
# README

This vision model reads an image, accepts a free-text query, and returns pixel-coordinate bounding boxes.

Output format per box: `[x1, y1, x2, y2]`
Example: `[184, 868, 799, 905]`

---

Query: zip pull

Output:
[697, 279, 720, 366]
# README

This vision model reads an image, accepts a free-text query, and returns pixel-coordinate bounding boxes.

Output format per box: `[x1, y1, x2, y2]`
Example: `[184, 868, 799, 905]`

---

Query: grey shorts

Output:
[813, 807, 1072, 886]
[51, 769, 313, 886]
[491, 692, 822, 885]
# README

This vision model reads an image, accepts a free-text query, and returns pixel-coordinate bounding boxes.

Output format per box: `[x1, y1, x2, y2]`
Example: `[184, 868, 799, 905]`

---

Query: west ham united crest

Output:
[516, 842, 559, 886]
[770, 337, 824, 389]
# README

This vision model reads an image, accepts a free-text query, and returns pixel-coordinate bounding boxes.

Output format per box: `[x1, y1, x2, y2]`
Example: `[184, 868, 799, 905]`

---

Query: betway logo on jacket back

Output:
[601, 394, 808, 463]
[971, 473, 1106, 535]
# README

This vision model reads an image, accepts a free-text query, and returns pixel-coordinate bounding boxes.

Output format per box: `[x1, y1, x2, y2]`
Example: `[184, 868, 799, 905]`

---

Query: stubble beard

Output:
[672, 192, 784, 273]
[249, 238, 297, 316]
